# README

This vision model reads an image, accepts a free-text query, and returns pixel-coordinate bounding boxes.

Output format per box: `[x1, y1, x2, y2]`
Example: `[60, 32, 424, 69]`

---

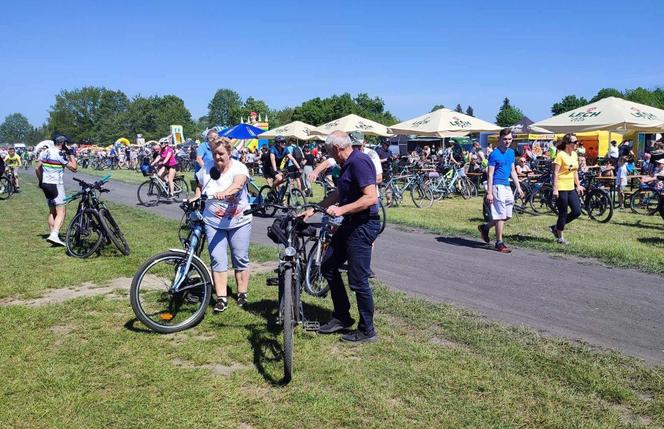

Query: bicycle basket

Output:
[267, 217, 290, 246]
[140, 164, 153, 177]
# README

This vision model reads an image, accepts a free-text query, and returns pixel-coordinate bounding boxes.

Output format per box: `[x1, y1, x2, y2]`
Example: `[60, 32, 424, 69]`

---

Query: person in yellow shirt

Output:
[550, 134, 585, 244]
[4, 147, 22, 191]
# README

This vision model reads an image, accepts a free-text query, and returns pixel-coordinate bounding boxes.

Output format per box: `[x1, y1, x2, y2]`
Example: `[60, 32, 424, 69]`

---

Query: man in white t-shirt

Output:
[35, 135, 78, 246]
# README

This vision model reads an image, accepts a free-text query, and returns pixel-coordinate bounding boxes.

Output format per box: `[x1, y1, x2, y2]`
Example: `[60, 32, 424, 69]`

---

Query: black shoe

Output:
[237, 292, 248, 307]
[549, 225, 560, 239]
[341, 330, 378, 344]
[213, 297, 228, 313]
[318, 317, 355, 334]
[478, 224, 490, 243]
[368, 269, 376, 279]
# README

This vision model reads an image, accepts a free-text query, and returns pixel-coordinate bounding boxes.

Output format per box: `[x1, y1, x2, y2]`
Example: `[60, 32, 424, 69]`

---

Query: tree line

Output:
[1, 85, 663, 145]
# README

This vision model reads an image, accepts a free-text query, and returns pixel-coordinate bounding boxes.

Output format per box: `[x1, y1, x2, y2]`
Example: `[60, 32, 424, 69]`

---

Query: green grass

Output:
[0, 176, 663, 428]
[78, 167, 196, 186]
[385, 196, 664, 274]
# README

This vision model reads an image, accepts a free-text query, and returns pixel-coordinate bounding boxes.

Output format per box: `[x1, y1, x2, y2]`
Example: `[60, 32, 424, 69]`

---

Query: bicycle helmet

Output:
[53, 134, 71, 145]
[275, 135, 287, 145]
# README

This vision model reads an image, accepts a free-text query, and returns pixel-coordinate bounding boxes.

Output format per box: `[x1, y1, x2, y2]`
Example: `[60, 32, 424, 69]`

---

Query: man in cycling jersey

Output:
[4, 147, 22, 192]
[35, 135, 77, 246]
[269, 135, 301, 188]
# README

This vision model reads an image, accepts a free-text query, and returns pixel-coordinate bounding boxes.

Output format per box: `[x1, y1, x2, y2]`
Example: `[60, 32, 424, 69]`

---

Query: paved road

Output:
[25, 170, 664, 364]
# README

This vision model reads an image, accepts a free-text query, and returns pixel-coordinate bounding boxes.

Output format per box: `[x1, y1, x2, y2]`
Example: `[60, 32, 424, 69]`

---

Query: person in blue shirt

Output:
[478, 128, 524, 253]
[268, 136, 301, 189]
[195, 129, 216, 175]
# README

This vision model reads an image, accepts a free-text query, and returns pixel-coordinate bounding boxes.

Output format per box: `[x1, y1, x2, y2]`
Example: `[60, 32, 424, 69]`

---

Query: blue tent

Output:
[220, 123, 265, 139]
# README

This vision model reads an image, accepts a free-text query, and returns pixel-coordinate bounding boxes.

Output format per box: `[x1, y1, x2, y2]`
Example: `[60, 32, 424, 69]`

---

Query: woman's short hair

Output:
[211, 137, 233, 155]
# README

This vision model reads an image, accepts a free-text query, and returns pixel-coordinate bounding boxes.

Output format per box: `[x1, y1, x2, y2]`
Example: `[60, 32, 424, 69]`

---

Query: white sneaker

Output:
[47, 233, 65, 247]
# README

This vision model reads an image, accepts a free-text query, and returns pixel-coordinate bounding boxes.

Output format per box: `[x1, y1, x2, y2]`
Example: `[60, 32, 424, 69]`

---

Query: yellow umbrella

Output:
[311, 114, 392, 137]
[115, 137, 131, 146]
[388, 108, 501, 137]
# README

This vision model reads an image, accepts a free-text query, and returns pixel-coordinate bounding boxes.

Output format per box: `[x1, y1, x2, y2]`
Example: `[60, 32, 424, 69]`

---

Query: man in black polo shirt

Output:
[304, 130, 380, 343]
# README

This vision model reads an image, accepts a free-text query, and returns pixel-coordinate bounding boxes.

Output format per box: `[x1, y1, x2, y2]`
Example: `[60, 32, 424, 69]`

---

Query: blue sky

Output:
[1, 0, 663, 127]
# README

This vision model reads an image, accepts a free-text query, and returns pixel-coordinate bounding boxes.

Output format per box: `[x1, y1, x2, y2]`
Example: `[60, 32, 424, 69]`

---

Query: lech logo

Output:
[411, 116, 431, 128]
[356, 121, 374, 130]
[449, 116, 471, 128]
[569, 107, 601, 122]
[322, 120, 340, 129]
[629, 107, 658, 121]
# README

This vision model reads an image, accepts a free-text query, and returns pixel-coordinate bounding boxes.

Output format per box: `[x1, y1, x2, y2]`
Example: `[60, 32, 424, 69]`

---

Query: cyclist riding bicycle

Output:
[151, 136, 178, 198]
[4, 147, 22, 192]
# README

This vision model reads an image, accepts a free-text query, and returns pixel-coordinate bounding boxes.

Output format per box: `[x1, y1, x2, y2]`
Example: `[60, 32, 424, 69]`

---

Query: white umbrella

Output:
[311, 114, 392, 137]
[388, 108, 501, 137]
[258, 121, 321, 141]
[33, 140, 54, 154]
[532, 96, 664, 133]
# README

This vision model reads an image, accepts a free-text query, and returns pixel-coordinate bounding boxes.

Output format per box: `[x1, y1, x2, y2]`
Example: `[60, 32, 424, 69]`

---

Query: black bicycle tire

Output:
[288, 188, 307, 209]
[282, 266, 294, 382]
[65, 210, 104, 258]
[130, 251, 212, 333]
[174, 177, 189, 195]
[137, 180, 159, 206]
[629, 189, 658, 216]
[304, 242, 330, 297]
[0, 177, 12, 200]
[586, 189, 613, 223]
[258, 185, 277, 217]
[99, 208, 130, 255]
[378, 198, 387, 234]
[410, 183, 434, 208]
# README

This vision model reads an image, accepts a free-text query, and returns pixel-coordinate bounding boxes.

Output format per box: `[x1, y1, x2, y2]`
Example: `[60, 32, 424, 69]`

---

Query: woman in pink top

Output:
[151, 136, 179, 197]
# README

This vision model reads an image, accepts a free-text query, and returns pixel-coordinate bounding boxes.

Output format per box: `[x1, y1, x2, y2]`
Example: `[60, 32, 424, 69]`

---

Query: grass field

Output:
[0, 178, 662, 428]
[78, 167, 196, 185]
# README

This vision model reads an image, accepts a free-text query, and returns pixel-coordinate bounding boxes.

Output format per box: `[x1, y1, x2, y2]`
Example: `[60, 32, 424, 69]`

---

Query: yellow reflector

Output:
[159, 312, 174, 321]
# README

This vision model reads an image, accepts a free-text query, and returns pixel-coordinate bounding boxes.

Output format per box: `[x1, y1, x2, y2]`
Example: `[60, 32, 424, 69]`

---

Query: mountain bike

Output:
[64, 175, 130, 258]
[304, 214, 343, 297]
[137, 171, 190, 206]
[381, 170, 433, 208]
[0, 167, 16, 200]
[247, 202, 328, 383]
[130, 196, 213, 333]
[630, 182, 662, 216]
[257, 170, 307, 217]
[547, 171, 613, 223]
[426, 165, 472, 200]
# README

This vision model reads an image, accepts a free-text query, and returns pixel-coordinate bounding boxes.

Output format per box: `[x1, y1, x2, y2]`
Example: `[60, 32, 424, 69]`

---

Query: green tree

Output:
[624, 87, 658, 106]
[269, 107, 295, 128]
[465, 106, 474, 117]
[0, 113, 33, 143]
[123, 95, 193, 142]
[495, 97, 524, 127]
[291, 92, 396, 126]
[454, 104, 463, 113]
[431, 104, 445, 112]
[550, 95, 589, 115]
[590, 88, 623, 102]
[241, 97, 270, 122]
[207, 89, 242, 127]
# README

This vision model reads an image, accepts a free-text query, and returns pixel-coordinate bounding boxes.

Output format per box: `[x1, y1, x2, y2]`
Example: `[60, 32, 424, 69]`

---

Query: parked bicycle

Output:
[64, 175, 130, 258]
[257, 170, 307, 217]
[0, 167, 17, 200]
[304, 214, 343, 297]
[630, 182, 663, 216]
[137, 170, 190, 206]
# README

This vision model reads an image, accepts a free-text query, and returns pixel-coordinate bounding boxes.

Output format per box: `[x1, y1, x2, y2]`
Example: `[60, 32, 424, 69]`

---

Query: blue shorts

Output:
[204, 222, 251, 272]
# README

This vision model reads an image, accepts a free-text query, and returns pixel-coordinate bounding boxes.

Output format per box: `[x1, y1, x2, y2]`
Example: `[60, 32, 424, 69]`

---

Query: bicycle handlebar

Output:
[243, 203, 327, 217]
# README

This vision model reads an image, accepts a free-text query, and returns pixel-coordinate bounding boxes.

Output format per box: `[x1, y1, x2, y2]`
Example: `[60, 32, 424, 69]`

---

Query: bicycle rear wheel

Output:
[586, 189, 613, 223]
[281, 266, 294, 382]
[530, 184, 554, 214]
[99, 208, 130, 255]
[630, 189, 659, 215]
[304, 241, 330, 297]
[137, 180, 160, 206]
[65, 210, 104, 258]
[378, 198, 387, 234]
[258, 185, 277, 217]
[174, 177, 190, 198]
[130, 251, 213, 333]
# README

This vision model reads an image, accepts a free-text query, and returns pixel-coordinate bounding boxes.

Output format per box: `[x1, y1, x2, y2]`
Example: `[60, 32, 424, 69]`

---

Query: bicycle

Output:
[257, 170, 307, 217]
[247, 202, 328, 382]
[381, 169, 433, 208]
[64, 175, 130, 258]
[131, 196, 214, 333]
[0, 167, 17, 200]
[426, 165, 472, 200]
[629, 182, 662, 216]
[137, 171, 190, 206]
[304, 214, 343, 297]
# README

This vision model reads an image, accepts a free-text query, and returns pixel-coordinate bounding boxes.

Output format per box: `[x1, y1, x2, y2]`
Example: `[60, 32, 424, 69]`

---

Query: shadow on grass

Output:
[611, 219, 664, 230]
[435, 236, 490, 250]
[637, 236, 664, 246]
[507, 234, 553, 244]
[243, 298, 331, 386]
[124, 318, 156, 334]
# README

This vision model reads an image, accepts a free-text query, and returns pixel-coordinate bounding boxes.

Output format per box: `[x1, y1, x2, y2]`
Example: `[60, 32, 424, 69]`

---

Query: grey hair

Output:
[325, 130, 351, 150]
[206, 129, 219, 138]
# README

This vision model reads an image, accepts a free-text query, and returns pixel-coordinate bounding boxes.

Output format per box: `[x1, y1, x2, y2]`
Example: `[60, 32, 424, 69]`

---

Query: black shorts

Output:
[40, 183, 65, 206]
[263, 166, 277, 179]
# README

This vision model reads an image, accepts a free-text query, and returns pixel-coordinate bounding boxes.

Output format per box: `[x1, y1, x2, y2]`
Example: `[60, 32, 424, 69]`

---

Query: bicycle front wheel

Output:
[630, 189, 658, 215]
[0, 177, 12, 200]
[288, 188, 307, 209]
[282, 266, 295, 382]
[410, 183, 434, 208]
[99, 208, 130, 255]
[258, 185, 277, 217]
[130, 251, 213, 333]
[137, 180, 159, 206]
[378, 198, 387, 234]
[65, 210, 104, 258]
[304, 241, 330, 297]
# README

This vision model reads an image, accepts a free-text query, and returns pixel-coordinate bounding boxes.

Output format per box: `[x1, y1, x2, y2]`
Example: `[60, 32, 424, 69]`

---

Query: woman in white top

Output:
[194, 137, 252, 313]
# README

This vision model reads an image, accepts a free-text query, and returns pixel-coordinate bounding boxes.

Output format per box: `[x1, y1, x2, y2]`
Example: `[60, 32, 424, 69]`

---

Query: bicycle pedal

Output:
[303, 320, 320, 331]
[266, 277, 279, 286]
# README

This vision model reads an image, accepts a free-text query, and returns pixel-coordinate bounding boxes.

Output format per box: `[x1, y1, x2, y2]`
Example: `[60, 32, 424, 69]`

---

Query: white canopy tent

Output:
[388, 108, 501, 137]
[311, 114, 392, 137]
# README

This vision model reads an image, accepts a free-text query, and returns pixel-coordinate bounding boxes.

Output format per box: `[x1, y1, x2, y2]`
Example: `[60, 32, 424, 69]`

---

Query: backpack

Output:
[292, 146, 304, 163]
